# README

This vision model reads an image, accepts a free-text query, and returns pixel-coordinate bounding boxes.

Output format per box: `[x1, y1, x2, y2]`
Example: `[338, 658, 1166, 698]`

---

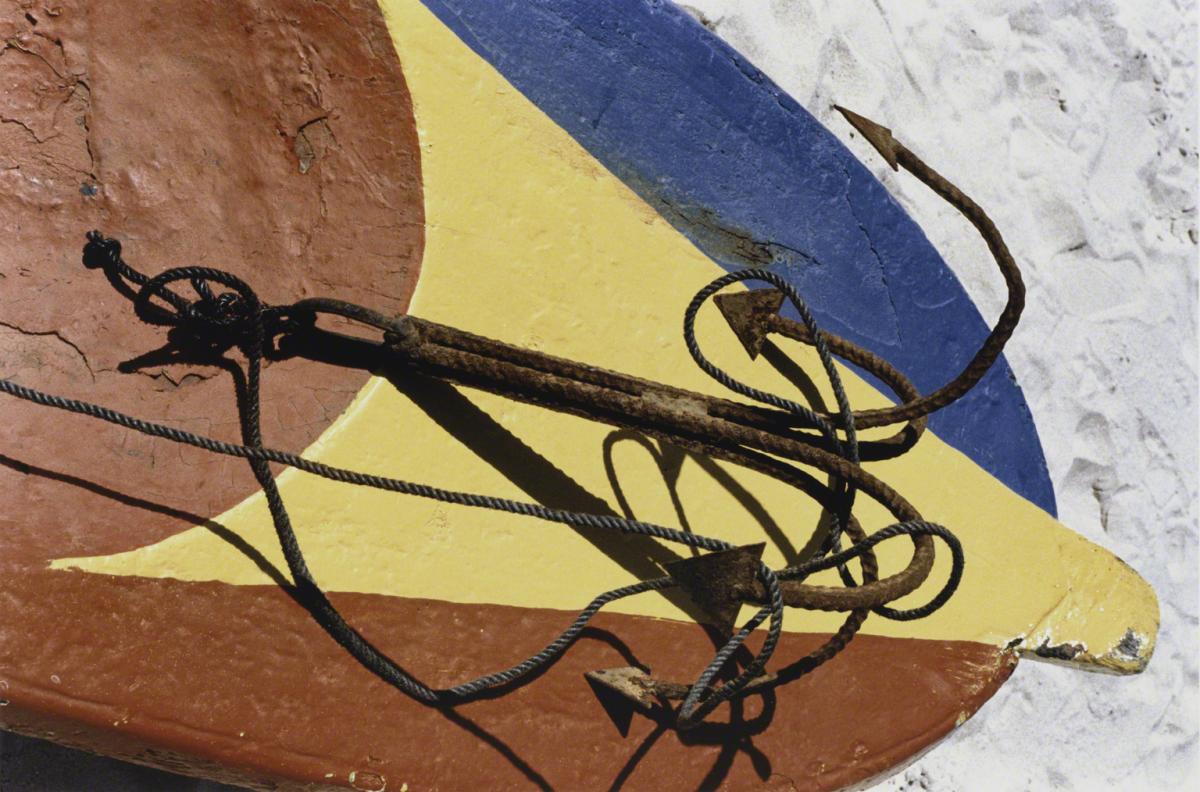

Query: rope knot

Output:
[83, 230, 121, 270]
[80, 231, 319, 353]
[137, 271, 264, 349]
[182, 287, 250, 328]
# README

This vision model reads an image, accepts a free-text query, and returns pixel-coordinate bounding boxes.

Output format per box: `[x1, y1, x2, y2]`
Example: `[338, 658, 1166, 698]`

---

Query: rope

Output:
[0, 230, 970, 727]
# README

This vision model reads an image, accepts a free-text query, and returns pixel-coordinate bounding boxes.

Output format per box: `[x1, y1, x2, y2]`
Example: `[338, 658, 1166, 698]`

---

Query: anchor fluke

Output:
[585, 667, 686, 712]
[834, 105, 900, 170]
[713, 289, 785, 360]
[665, 543, 766, 634]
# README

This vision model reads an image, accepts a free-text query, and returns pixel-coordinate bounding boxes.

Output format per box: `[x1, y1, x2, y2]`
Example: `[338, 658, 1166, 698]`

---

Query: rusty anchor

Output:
[0, 108, 1018, 726]
[267, 109, 1019, 718]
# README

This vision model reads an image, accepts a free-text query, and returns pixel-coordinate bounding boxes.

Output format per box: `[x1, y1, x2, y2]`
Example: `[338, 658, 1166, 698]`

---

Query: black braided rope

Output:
[0, 232, 965, 726]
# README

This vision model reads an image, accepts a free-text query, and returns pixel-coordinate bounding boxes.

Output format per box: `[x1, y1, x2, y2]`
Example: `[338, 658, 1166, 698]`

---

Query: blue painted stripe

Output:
[418, 0, 1056, 514]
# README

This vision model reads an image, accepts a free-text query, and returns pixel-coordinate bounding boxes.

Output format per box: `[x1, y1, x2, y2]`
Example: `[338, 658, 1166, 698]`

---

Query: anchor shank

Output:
[384, 314, 937, 613]
[390, 314, 823, 454]
[270, 298, 937, 613]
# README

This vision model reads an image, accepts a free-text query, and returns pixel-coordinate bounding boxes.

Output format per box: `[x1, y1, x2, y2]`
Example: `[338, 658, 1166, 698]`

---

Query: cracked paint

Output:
[0, 0, 424, 570]
[0, 1, 1166, 789]
[0, 320, 95, 381]
[294, 116, 336, 174]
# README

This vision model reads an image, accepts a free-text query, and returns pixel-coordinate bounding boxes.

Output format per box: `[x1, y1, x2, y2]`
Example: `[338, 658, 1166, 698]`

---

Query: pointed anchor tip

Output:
[713, 289, 785, 361]
[833, 105, 900, 170]
[585, 666, 658, 711]
[665, 543, 766, 635]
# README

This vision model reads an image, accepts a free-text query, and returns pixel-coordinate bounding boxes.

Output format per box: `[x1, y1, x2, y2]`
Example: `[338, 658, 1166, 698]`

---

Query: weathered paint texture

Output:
[60, 0, 1152, 666]
[412, 0, 1057, 514]
[673, 2, 1196, 788]
[0, 0, 424, 568]
[0, 0, 1162, 789]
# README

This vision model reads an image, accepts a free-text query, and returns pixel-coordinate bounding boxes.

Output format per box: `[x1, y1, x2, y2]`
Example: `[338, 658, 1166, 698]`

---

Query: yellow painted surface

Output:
[54, 0, 1156, 672]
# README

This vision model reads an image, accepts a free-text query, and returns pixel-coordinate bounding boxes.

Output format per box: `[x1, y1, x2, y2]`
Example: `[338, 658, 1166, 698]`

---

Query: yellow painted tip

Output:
[1012, 546, 1159, 675]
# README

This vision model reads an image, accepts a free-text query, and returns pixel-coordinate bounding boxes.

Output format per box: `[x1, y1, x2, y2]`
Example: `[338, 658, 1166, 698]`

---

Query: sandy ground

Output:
[2, 0, 1196, 789]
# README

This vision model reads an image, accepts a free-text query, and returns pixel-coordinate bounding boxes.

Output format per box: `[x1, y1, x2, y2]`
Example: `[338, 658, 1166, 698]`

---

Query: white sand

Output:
[681, 1, 1198, 788]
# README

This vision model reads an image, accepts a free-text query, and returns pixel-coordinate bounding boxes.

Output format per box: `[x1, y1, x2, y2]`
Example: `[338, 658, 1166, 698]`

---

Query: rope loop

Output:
[133, 266, 263, 337]
[0, 230, 986, 730]
[83, 233, 319, 348]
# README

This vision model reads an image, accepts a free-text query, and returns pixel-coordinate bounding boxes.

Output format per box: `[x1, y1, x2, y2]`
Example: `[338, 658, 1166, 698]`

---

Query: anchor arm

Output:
[50, 220, 969, 729]
[273, 302, 939, 615]
[375, 312, 938, 613]
[708, 107, 1026, 431]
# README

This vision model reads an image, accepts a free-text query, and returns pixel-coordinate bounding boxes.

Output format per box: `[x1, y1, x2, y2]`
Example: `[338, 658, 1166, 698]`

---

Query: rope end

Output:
[82, 230, 119, 270]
